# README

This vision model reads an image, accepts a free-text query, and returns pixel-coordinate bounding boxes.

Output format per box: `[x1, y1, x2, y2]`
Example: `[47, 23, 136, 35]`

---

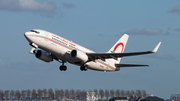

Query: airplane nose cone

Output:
[24, 32, 31, 42]
[24, 32, 28, 39]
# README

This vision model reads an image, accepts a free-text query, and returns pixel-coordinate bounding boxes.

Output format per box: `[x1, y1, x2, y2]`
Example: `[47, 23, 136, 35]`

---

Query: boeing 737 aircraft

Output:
[24, 29, 161, 72]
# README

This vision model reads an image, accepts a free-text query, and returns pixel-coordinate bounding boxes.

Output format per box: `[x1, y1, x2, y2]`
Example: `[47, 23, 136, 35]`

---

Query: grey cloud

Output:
[167, 27, 171, 31]
[168, 5, 180, 14]
[164, 31, 171, 35]
[125, 28, 163, 35]
[62, 2, 76, 9]
[0, 0, 56, 12]
[147, 52, 179, 62]
[153, 53, 175, 59]
[174, 27, 180, 31]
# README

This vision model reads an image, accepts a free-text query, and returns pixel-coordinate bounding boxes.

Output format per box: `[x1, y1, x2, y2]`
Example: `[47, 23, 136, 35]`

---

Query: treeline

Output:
[0, 89, 148, 101]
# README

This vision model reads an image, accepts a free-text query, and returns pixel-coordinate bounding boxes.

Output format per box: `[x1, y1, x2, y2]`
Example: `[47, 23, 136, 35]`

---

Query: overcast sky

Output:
[0, 0, 180, 99]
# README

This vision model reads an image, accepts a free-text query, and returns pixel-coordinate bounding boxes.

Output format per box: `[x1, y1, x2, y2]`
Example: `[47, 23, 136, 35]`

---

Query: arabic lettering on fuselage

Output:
[51, 35, 76, 49]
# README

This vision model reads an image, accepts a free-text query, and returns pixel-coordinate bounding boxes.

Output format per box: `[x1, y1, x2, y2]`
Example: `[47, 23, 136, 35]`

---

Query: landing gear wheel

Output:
[64, 66, 67, 71]
[59, 65, 67, 71]
[59, 60, 67, 71]
[59, 66, 62, 71]
[80, 66, 88, 71]
[80, 66, 83, 71]
[59, 66, 63, 71]
[84, 66, 88, 71]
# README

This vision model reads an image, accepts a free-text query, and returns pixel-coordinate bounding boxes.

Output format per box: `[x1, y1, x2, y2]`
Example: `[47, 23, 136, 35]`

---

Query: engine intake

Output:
[35, 50, 53, 62]
[71, 50, 88, 63]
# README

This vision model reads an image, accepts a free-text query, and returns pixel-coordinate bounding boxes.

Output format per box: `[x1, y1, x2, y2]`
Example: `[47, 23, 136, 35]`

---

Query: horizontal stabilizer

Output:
[115, 64, 149, 67]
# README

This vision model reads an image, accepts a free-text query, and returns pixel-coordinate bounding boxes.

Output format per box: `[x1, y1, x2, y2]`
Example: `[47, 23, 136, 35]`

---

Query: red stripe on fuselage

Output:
[95, 60, 115, 71]
[28, 35, 73, 50]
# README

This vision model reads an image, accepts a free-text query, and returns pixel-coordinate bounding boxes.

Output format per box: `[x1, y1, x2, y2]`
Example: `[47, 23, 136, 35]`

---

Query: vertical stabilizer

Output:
[107, 34, 129, 64]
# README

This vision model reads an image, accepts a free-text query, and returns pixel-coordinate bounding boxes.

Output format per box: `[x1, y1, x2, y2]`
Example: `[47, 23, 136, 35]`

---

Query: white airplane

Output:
[24, 29, 161, 72]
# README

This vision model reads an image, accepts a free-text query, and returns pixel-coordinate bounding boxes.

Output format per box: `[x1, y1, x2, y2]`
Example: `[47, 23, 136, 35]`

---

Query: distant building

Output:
[171, 94, 180, 101]
[86, 92, 98, 101]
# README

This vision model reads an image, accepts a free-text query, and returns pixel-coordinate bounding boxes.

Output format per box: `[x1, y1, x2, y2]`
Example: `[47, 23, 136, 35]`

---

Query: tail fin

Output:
[107, 34, 129, 64]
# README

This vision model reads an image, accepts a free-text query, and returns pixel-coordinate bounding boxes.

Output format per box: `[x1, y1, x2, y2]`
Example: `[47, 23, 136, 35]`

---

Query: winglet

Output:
[152, 42, 161, 53]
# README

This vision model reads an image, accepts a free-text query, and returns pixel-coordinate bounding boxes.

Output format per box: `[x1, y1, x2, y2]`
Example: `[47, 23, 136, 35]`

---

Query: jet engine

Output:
[35, 50, 53, 62]
[71, 50, 88, 62]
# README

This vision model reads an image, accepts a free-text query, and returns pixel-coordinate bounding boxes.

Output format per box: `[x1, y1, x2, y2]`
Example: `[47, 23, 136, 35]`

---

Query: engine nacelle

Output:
[71, 50, 88, 63]
[35, 50, 53, 62]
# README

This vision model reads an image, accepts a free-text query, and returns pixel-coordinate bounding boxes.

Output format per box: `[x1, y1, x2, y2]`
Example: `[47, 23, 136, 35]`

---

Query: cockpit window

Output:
[31, 30, 40, 34]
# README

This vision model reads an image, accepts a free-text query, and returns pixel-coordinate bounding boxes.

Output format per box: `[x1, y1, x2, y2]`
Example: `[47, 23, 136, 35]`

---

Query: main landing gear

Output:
[59, 65, 67, 71]
[80, 66, 88, 71]
[58, 60, 88, 71]
[59, 61, 67, 71]
[59, 65, 87, 71]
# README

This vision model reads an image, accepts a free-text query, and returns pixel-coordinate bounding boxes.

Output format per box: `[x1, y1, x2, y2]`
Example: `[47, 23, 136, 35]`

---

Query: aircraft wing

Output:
[87, 42, 161, 60]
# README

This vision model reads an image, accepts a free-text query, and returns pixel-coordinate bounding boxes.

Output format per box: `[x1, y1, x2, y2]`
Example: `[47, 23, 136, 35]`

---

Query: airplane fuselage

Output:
[24, 29, 116, 71]
[24, 29, 161, 72]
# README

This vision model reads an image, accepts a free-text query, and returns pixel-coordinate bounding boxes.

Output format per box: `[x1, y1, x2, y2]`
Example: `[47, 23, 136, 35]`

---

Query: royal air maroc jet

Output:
[24, 29, 161, 72]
